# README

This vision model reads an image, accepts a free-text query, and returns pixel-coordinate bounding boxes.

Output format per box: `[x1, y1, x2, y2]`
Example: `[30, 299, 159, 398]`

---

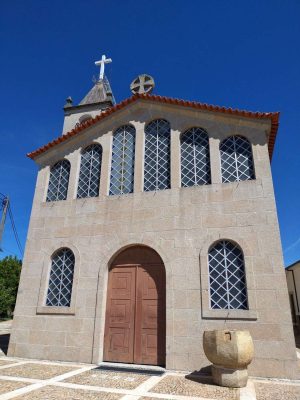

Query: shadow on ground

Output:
[0, 334, 10, 355]
[185, 366, 215, 386]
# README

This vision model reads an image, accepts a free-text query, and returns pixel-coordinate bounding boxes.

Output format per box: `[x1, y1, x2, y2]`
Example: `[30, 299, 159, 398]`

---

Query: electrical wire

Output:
[7, 204, 23, 256]
[0, 193, 23, 256]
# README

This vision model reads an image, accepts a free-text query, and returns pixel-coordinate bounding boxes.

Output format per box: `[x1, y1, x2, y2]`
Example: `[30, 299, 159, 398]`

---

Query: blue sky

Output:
[0, 1, 299, 266]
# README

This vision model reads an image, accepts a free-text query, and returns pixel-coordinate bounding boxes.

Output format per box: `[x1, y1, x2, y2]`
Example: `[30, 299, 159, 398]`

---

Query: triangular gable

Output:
[27, 93, 279, 160]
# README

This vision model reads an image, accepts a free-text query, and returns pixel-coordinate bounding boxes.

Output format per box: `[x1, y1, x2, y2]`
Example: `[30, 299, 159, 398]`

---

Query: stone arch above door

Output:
[110, 245, 164, 266]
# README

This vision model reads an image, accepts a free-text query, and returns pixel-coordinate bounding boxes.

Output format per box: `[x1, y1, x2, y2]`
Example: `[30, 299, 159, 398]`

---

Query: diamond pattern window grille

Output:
[208, 240, 248, 310]
[46, 160, 70, 202]
[46, 248, 75, 307]
[181, 127, 211, 187]
[109, 125, 135, 195]
[144, 119, 170, 192]
[77, 144, 102, 198]
[220, 136, 255, 183]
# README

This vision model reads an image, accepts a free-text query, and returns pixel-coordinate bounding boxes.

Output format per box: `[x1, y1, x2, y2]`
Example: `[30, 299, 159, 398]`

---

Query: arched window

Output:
[144, 119, 170, 192]
[77, 144, 102, 198]
[220, 136, 255, 183]
[208, 240, 248, 310]
[181, 127, 211, 187]
[46, 160, 70, 202]
[79, 114, 92, 124]
[110, 125, 136, 195]
[46, 248, 75, 307]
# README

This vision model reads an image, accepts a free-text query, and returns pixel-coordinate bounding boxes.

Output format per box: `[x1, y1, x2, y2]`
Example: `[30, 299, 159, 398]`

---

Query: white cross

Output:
[95, 54, 112, 81]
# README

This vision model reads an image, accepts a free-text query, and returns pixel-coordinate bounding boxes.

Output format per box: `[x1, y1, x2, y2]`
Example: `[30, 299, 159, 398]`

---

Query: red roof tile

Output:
[27, 93, 279, 160]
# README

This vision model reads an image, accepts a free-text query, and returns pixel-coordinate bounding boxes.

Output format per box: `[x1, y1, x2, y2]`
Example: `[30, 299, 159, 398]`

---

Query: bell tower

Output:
[62, 54, 115, 135]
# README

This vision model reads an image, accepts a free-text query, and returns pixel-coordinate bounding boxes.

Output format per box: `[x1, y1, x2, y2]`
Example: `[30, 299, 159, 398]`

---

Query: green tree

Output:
[0, 256, 22, 318]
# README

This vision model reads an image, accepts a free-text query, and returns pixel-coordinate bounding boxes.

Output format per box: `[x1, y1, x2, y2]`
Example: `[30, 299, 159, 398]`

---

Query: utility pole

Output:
[0, 196, 9, 252]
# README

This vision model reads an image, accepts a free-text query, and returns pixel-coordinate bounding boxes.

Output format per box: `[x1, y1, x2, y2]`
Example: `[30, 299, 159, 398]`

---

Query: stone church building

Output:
[8, 59, 298, 379]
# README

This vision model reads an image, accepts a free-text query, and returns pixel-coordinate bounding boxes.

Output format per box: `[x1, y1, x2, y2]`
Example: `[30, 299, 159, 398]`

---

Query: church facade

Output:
[8, 67, 298, 379]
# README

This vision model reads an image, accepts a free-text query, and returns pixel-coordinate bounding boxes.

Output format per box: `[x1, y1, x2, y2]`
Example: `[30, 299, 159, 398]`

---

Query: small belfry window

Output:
[77, 144, 102, 198]
[220, 136, 255, 183]
[79, 114, 92, 124]
[208, 240, 248, 310]
[46, 248, 75, 307]
[181, 127, 211, 187]
[46, 160, 70, 202]
[110, 125, 136, 195]
[144, 119, 170, 192]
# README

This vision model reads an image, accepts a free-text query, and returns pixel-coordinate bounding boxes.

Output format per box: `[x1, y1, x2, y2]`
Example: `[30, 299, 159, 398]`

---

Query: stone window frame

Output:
[219, 134, 256, 184]
[109, 124, 136, 196]
[76, 142, 103, 199]
[44, 159, 71, 202]
[179, 126, 211, 188]
[208, 240, 248, 310]
[45, 247, 75, 307]
[143, 118, 171, 192]
[200, 236, 257, 320]
[36, 243, 80, 315]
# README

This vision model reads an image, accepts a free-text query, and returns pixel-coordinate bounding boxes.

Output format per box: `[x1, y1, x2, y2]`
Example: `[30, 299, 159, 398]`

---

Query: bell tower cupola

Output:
[62, 54, 115, 135]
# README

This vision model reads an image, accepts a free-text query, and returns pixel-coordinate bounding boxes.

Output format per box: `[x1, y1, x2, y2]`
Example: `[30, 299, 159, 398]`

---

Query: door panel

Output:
[104, 260, 166, 366]
[134, 266, 166, 365]
[103, 267, 136, 363]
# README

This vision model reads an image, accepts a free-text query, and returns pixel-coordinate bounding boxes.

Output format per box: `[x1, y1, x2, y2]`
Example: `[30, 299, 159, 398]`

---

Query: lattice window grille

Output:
[46, 160, 70, 202]
[77, 144, 102, 198]
[208, 240, 248, 310]
[144, 119, 170, 192]
[46, 248, 75, 307]
[109, 125, 135, 195]
[220, 136, 255, 183]
[181, 127, 211, 187]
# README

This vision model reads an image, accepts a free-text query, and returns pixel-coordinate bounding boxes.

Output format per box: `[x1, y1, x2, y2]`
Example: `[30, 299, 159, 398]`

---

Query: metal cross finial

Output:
[95, 54, 112, 81]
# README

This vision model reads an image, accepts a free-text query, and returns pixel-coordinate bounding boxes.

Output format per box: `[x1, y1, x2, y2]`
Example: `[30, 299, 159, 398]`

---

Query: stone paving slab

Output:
[139, 397, 171, 400]
[16, 385, 122, 399]
[0, 359, 18, 366]
[64, 368, 150, 389]
[0, 379, 30, 395]
[151, 375, 239, 400]
[0, 362, 79, 380]
[254, 381, 300, 400]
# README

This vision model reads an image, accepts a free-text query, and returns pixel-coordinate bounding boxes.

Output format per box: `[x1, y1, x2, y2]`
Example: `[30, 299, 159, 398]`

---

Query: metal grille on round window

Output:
[46, 160, 70, 202]
[109, 125, 135, 195]
[46, 248, 75, 307]
[144, 119, 170, 192]
[77, 144, 102, 198]
[208, 240, 248, 310]
[181, 127, 211, 187]
[220, 136, 255, 183]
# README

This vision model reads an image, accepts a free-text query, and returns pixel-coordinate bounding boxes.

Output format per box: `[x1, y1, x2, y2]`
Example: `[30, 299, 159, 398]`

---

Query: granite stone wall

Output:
[8, 101, 298, 379]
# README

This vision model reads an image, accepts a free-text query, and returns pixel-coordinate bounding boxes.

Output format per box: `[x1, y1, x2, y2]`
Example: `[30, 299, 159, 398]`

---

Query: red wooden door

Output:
[104, 260, 165, 366]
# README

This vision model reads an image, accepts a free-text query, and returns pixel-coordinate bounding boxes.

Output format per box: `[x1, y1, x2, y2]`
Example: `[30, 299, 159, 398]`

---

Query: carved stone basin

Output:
[203, 330, 254, 388]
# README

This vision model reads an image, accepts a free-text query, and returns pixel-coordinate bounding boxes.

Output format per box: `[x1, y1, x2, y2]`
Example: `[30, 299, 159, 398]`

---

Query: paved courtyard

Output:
[0, 356, 299, 400]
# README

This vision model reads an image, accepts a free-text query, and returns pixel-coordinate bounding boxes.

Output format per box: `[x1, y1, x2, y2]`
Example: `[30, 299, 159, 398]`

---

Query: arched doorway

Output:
[103, 246, 166, 366]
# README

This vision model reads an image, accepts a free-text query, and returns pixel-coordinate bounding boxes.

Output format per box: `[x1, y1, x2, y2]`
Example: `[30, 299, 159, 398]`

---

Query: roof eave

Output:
[27, 94, 280, 160]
